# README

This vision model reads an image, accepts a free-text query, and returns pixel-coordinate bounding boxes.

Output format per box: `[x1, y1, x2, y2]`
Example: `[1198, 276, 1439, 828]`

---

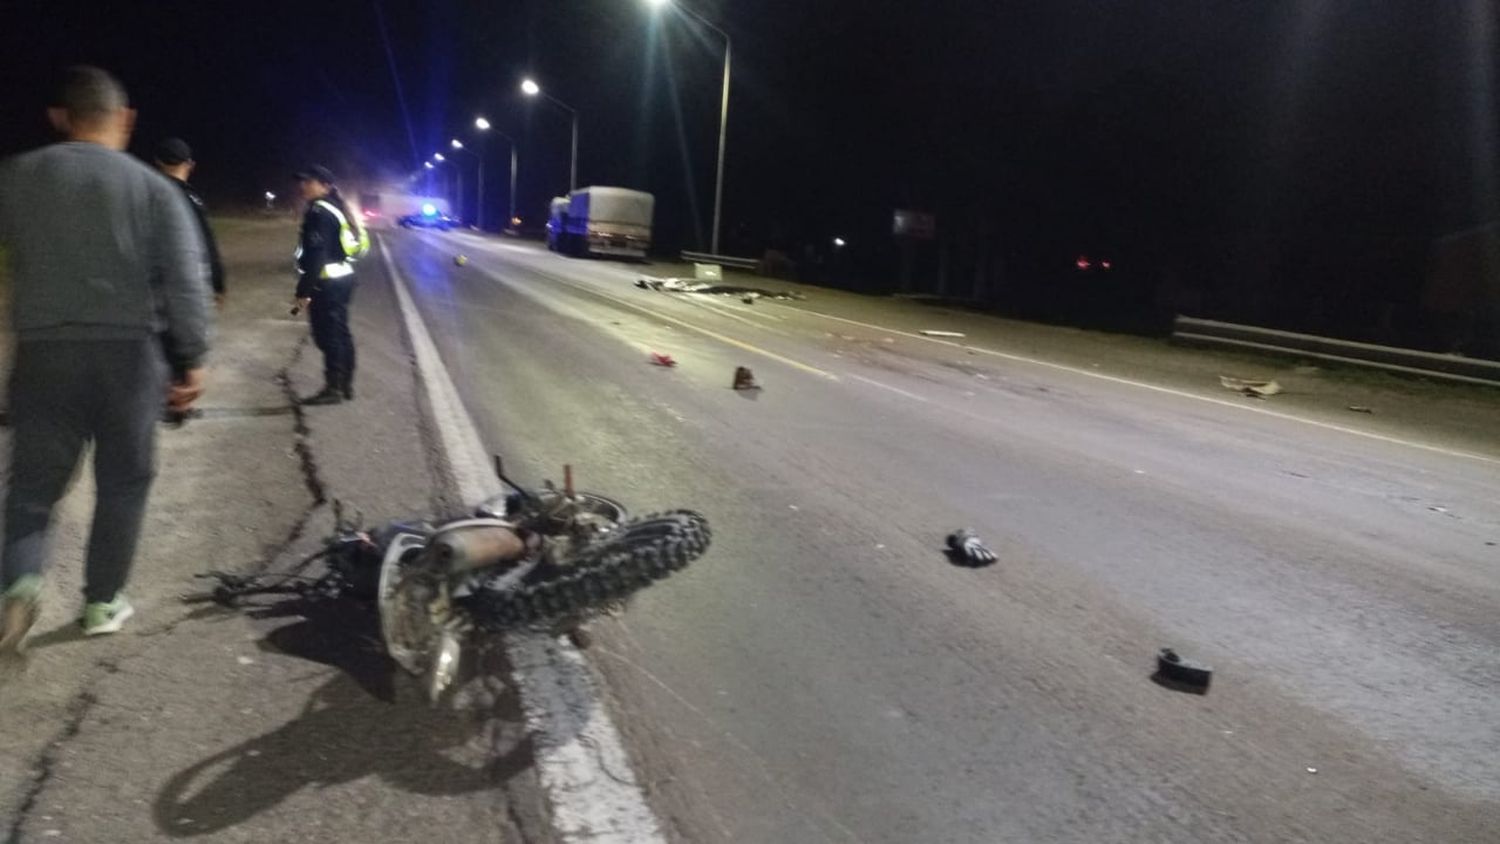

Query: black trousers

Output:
[2, 338, 165, 603]
[309, 276, 357, 388]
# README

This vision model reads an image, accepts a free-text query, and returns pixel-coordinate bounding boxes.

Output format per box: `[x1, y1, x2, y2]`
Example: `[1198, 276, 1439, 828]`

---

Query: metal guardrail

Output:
[1172, 316, 1500, 388]
[680, 250, 759, 271]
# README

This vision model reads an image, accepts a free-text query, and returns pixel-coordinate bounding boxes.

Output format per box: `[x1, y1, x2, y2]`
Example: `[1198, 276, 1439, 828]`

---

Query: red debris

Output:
[650, 352, 678, 367]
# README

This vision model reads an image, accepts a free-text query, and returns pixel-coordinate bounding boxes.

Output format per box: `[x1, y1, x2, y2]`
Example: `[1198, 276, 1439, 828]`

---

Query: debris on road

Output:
[1219, 375, 1283, 397]
[1347, 405, 1374, 413]
[650, 352, 678, 367]
[1154, 648, 1213, 694]
[454, 255, 469, 266]
[733, 366, 760, 390]
[1307, 767, 1319, 774]
[921, 330, 966, 338]
[636, 276, 694, 292]
[635, 276, 805, 300]
[946, 528, 997, 567]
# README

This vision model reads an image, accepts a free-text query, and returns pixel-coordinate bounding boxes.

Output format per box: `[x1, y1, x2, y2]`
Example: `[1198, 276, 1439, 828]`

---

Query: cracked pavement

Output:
[0, 219, 551, 843]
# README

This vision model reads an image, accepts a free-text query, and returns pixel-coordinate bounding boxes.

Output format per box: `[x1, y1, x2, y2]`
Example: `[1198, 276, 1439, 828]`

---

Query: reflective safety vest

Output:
[315, 198, 370, 263]
[294, 199, 370, 279]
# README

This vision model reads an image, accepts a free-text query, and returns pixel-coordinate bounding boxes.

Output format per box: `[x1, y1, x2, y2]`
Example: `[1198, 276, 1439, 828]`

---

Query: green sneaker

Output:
[1, 575, 44, 658]
[80, 595, 134, 636]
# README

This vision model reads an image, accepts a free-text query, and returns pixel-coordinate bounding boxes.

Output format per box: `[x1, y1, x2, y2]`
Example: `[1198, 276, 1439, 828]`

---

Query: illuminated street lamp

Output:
[646, 0, 732, 255]
[521, 77, 578, 191]
[475, 117, 520, 230]
[445, 141, 479, 223]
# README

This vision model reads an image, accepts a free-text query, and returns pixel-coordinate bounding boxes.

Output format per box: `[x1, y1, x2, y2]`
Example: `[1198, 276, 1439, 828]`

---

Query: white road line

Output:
[448, 241, 839, 380]
[846, 373, 932, 404]
[784, 307, 1500, 466]
[379, 238, 666, 843]
[436, 229, 1500, 467]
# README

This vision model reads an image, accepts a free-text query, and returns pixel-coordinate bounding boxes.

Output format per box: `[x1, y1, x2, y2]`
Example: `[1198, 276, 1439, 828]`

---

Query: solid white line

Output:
[379, 237, 666, 843]
[429, 229, 1499, 466]
[846, 372, 932, 404]
[449, 239, 839, 381]
[784, 307, 1500, 466]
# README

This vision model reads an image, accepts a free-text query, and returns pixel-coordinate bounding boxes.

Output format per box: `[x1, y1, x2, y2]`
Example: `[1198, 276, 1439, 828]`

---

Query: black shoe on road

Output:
[301, 387, 343, 406]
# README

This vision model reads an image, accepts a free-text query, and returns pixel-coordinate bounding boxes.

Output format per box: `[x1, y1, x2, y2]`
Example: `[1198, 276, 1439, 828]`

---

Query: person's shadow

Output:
[153, 595, 537, 837]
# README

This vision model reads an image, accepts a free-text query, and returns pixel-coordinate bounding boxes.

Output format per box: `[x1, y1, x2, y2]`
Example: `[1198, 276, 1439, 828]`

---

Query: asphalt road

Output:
[382, 228, 1500, 843]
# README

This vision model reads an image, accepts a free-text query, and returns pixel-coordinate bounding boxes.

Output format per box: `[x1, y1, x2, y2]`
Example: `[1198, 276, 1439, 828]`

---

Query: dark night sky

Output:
[2, 1, 1496, 270]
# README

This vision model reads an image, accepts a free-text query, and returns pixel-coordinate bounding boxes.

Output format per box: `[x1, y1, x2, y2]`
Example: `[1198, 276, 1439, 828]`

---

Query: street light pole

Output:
[522, 78, 579, 195]
[452, 139, 482, 228]
[711, 36, 730, 254]
[475, 117, 521, 230]
[433, 152, 454, 216]
[649, 1, 731, 255]
[510, 140, 519, 224]
[474, 118, 491, 231]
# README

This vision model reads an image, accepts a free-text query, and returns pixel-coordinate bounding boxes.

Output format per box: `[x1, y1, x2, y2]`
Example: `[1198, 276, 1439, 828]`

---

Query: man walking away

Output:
[154, 137, 226, 308]
[293, 164, 367, 405]
[0, 66, 212, 660]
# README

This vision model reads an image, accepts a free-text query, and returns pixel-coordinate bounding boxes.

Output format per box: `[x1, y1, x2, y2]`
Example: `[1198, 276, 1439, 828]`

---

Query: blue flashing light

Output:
[421, 203, 437, 217]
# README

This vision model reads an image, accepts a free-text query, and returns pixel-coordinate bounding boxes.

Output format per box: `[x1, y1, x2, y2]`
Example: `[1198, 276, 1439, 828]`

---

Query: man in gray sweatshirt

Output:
[0, 66, 213, 659]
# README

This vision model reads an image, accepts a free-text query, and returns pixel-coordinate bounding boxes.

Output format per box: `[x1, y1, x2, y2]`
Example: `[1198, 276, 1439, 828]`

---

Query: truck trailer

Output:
[546, 187, 654, 259]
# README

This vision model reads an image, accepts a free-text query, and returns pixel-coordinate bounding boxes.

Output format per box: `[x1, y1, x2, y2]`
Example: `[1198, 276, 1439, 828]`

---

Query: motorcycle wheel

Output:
[464, 510, 710, 633]
[377, 532, 447, 677]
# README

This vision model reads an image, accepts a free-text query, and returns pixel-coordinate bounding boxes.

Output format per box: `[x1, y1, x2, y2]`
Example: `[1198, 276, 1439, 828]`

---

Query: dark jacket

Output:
[170, 178, 225, 296]
[295, 195, 353, 300]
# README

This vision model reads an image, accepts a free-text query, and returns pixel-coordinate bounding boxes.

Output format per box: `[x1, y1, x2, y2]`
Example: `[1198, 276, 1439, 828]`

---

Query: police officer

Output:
[292, 164, 368, 405]
[154, 137, 225, 307]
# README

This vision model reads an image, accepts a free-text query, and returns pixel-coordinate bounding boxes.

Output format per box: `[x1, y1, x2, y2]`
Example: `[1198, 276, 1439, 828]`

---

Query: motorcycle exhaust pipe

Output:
[427, 521, 529, 574]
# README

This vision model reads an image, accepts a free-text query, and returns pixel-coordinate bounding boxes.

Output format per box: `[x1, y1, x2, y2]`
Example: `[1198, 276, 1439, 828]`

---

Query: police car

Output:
[398, 204, 458, 231]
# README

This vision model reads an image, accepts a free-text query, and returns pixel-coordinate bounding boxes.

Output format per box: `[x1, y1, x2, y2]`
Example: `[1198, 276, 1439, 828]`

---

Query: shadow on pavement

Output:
[152, 596, 536, 837]
[250, 595, 398, 702]
[24, 620, 86, 651]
